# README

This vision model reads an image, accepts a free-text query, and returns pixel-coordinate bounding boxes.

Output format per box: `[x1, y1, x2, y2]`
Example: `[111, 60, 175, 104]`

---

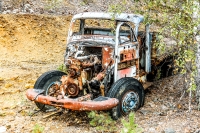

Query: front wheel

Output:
[106, 77, 144, 120]
[33, 70, 67, 111]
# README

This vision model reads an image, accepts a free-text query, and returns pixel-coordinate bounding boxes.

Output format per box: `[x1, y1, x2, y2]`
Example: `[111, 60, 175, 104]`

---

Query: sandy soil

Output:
[0, 14, 200, 133]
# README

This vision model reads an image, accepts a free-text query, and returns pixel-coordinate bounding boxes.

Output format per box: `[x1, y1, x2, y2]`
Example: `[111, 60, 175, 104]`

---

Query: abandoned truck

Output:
[26, 12, 173, 120]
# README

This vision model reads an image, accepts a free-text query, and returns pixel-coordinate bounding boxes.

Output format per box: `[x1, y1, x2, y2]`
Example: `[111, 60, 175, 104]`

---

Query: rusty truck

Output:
[26, 12, 173, 119]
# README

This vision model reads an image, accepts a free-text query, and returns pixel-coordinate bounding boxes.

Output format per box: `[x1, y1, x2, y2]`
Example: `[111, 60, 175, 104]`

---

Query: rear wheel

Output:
[106, 77, 144, 120]
[34, 70, 67, 111]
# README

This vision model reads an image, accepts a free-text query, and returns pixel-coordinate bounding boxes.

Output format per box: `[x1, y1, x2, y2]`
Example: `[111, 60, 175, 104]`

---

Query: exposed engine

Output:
[49, 43, 114, 100]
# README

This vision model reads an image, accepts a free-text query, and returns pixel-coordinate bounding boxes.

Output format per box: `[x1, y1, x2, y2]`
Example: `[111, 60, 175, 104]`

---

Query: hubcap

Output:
[122, 91, 139, 114]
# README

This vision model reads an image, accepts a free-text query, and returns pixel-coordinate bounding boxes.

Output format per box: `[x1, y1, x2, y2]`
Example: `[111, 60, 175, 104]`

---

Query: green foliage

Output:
[155, 68, 161, 80]
[108, 0, 128, 33]
[44, 0, 63, 10]
[88, 111, 117, 132]
[121, 112, 142, 133]
[108, 0, 200, 92]
[81, 0, 93, 5]
[32, 123, 44, 133]
[57, 64, 67, 72]
[108, 0, 127, 14]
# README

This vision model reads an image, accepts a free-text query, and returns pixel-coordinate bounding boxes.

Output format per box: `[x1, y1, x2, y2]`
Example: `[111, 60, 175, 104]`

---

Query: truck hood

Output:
[68, 35, 131, 47]
[68, 35, 116, 47]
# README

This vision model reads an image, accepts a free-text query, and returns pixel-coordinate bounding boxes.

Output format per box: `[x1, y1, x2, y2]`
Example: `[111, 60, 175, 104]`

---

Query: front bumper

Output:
[26, 89, 119, 111]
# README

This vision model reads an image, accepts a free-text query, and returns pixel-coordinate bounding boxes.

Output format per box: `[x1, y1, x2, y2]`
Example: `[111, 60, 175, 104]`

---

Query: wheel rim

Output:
[45, 82, 55, 95]
[45, 82, 59, 96]
[43, 82, 61, 110]
[121, 91, 139, 114]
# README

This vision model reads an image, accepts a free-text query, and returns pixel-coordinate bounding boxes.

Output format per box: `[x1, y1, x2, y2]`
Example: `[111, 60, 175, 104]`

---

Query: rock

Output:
[196, 35, 200, 42]
[148, 102, 156, 108]
[164, 128, 176, 133]
[159, 111, 167, 116]
[6, 125, 11, 130]
[24, 4, 31, 12]
[10, 76, 19, 81]
[4, 83, 13, 88]
[0, 77, 3, 81]
[153, 97, 159, 102]
[149, 127, 156, 132]
[153, 111, 160, 115]
[29, 9, 34, 14]
[6, 111, 16, 116]
[2, 10, 11, 14]
[12, 9, 19, 14]
[25, 83, 33, 89]
[139, 109, 150, 115]
[48, 9, 55, 13]
[23, 4, 35, 13]
[184, 127, 191, 133]
[161, 105, 169, 111]
[0, 126, 6, 133]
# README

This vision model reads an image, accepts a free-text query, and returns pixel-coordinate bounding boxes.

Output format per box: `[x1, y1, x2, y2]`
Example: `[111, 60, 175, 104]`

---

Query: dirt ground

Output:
[0, 14, 200, 133]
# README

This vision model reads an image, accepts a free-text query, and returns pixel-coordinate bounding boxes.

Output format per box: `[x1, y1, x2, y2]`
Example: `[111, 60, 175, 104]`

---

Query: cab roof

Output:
[72, 12, 144, 24]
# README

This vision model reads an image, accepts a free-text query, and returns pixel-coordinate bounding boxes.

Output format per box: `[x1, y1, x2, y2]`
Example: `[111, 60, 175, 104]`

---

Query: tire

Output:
[106, 77, 144, 120]
[34, 70, 67, 111]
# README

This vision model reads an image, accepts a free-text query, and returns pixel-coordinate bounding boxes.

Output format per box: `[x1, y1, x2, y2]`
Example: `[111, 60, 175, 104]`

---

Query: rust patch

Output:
[93, 71, 105, 81]
[120, 48, 136, 62]
[102, 47, 114, 68]
[26, 89, 119, 111]
[118, 59, 136, 70]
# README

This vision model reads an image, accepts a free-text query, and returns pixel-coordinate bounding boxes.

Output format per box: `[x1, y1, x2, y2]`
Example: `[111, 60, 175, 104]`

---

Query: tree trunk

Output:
[196, 36, 200, 109]
[195, 1, 200, 105]
[0, 0, 2, 13]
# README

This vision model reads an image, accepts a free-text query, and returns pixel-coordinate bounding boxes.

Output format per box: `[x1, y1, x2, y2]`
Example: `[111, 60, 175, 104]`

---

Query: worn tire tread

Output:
[106, 77, 145, 119]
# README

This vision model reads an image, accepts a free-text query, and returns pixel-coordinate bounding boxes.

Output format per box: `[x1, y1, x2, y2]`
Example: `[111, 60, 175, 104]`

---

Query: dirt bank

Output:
[0, 13, 71, 94]
[0, 14, 71, 65]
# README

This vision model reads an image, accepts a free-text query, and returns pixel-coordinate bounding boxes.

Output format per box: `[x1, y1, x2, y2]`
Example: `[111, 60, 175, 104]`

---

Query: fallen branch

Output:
[43, 109, 63, 119]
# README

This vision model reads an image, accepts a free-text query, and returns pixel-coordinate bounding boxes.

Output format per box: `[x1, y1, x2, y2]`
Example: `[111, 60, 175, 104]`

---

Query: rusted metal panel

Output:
[118, 60, 136, 70]
[119, 48, 136, 62]
[93, 71, 106, 81]
[26, 89, 119, 111]
[116, 66, 136, 80]
[102, 47, 114, 68]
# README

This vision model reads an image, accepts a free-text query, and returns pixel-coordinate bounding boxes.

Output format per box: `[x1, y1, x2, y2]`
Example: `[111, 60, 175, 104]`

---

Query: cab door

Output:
[114, 22, 139, 82]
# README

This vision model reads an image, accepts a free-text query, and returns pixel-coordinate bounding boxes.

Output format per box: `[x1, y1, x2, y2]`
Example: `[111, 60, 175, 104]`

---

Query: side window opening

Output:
[119, 23, 136, 44]
[71, 19, 81, 35]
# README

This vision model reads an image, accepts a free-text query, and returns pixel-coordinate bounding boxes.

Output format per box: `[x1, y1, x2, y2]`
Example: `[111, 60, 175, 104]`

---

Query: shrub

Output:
[121, 112, 142, 133]
[88, 111, 117, 132]
[57, 64, 67, 72]
[32, 123, 44, 133]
